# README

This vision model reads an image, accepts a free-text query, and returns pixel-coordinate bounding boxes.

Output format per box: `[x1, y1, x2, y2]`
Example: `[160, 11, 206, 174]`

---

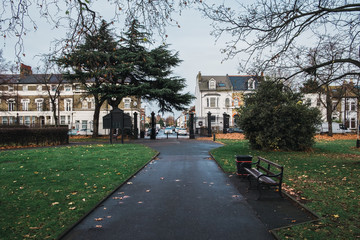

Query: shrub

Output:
[0, 127, 69, 147]
[236, 80, 321, 151]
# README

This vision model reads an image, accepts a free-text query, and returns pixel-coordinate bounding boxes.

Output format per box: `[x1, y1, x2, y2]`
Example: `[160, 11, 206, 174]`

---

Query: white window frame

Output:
[209, 97, 216, 108]
[36, 99, 44, 112]
[8, 99, 15, 111]
[248, 78, 255, 90]
[209, 79, 216, 90]
[60, 116, 66, 125]
[82, 120, 88, 130]
[123, 98, 131, 109]
[8, 85, 14, 92]
[21, 99, 30, 111]
[225, 98, 230, 108]
[65, 85, 72, 92]
[64, 98, 72, 111]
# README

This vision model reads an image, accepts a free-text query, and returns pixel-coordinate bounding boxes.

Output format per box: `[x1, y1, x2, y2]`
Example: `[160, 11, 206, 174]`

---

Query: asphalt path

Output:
[60, 139, 273, 240]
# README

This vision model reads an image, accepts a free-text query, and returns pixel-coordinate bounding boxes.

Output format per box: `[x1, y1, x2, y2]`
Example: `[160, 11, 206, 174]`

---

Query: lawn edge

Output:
[209, 151, 322, 240]
[56, 150, 160, 240]
[269, 191, 322, 240]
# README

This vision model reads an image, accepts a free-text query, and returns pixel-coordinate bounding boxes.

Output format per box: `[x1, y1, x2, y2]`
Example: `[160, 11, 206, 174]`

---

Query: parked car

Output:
[76, 129, 93, 135]
[178, 128, 188, 135]
[164, 127, 173, 134]
[226, 127, 243, 133]
[233, 128, 244, 133]
[68, 129, 78, 135]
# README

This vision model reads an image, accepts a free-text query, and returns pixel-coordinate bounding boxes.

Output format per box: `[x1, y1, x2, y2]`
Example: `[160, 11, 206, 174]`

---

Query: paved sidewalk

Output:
[60, 139, 273, 240]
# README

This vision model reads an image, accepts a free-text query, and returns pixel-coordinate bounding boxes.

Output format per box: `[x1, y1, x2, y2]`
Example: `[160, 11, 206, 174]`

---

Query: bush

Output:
[236, 80, 321, 151]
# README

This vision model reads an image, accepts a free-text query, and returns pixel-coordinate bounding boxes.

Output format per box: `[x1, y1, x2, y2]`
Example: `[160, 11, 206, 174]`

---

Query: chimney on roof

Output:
[20, 63, 32, 78]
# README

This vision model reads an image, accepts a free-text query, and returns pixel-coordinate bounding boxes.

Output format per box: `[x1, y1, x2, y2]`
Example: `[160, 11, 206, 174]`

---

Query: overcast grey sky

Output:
[1, 4, 242, 117]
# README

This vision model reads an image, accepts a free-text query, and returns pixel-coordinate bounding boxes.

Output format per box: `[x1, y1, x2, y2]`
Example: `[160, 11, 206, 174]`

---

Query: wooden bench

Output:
[243, 157, 284, 198]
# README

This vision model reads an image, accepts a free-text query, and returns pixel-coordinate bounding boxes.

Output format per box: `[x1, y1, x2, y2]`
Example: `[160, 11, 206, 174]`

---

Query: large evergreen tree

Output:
[237, 80, 321, 151]
[57, 20, 193, 137]
[56, 20, 119, 137]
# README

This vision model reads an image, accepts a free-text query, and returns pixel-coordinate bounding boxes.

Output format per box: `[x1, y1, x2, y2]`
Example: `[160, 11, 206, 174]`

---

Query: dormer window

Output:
[248, 78, 255, 90]
[209, 79, 216, 90]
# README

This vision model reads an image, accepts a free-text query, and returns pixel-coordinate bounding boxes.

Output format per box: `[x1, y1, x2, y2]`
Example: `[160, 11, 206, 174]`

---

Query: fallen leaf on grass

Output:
[51, 202, 59, 206]
[69, 207, 76, 210]
[29, 227, 41, 230]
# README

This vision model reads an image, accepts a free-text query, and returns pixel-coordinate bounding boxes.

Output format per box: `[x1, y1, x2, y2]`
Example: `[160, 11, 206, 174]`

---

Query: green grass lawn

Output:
[0, 144, 157, 239]
[211, 139, 360, 240]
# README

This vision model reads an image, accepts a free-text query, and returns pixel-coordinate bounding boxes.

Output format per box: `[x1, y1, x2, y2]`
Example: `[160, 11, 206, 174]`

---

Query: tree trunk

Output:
[92, 103, 100, 138]
[326, 93, 333, 137]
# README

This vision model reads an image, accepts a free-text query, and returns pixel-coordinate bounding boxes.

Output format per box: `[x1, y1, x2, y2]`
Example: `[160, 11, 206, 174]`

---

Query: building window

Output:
[124, 98, 131, 109]
[8, 99, 15, 111]
[332, 101, 337, 111]
[75, 84, 81, 91]
[316, 99, 321, 107]
[2, 117, 8, 125]
[32, 116, 36, 125]
[51, 85, 57, 92]
[65, 85, 72, 92]
[60, 116, 66, 125]
[82, 120, 88, 130]
[24, 116, 30, 126]
[37, 85, 42, 91]
[8, 85, 14, 92]
[23, 85, 28, 91]
[9, 116, 13, 124]
[351, 102, 356, 111]
[67, 115, 71, 124]
[350, 118, 356, 129]
[209, 79, 216, 90]
[210, 97, 216, 108]
[21, 99, 30, 111]
[75, 120, 80, 129]
[65, 99, 72, 111]
[248, 78, 255, 90]
[234, 98, 239, 107]
[36, 99, 43, 111]
[225, 98, 230, 108]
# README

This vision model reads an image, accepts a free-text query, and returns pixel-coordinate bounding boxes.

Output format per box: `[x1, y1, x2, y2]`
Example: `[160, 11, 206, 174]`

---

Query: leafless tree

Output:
[201, 0, 360, 78]
[33, 57, 64, 126]
[1, 0, 202, 62]
[299, 39, 349, 136]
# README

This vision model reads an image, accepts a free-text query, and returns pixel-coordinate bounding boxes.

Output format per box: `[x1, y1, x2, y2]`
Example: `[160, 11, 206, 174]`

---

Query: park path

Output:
[60, 139, 273, 240]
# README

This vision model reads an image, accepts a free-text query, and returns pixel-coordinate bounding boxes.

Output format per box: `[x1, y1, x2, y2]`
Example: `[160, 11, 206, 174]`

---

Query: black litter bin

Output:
[236, 155, 252, 176]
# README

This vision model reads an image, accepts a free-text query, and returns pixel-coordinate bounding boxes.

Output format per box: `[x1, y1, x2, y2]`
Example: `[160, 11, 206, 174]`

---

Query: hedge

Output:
[0, 127, 69, 147]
